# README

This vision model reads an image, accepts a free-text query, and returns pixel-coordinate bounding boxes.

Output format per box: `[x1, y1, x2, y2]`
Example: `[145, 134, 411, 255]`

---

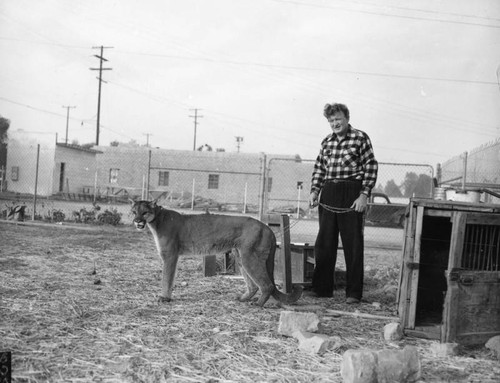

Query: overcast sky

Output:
[1, 0, 499, 166]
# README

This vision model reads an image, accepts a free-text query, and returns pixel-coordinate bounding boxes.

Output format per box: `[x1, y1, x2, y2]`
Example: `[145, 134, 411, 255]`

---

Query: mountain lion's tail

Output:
[272, 285, 303, 304]
[267, 236, 304, 304]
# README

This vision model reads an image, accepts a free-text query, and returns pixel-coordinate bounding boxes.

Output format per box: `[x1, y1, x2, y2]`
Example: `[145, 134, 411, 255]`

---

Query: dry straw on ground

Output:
[1, 221, 499, 382]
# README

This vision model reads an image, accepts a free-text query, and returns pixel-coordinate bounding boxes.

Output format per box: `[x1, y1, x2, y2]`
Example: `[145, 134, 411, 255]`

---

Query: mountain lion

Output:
[131, 200, 302, 307]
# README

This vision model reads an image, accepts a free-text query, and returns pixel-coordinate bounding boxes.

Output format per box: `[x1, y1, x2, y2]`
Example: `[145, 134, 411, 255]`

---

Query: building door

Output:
[59, 163, 66, 192]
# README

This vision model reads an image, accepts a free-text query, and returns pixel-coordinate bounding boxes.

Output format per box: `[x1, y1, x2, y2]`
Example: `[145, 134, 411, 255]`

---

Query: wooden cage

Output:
[398, 198, 500, 345]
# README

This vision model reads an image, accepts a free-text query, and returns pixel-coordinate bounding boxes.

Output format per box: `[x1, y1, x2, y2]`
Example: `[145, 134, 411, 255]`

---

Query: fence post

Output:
[0, 165, 4, 192]
[191, 178, 195, 210]
[93, 169, 98, 203]
[141, 175, 146, 200]
[32, 144, 40, 221]
[146, 150, 151, 199]
[296, 182, 302, 219]
[258, 154, 267, 220]
[243, 182, 248, 214]
[462, 151, 468, 190]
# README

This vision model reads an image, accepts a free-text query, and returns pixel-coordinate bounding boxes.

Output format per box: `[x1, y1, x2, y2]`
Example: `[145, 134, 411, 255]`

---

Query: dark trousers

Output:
[312, 180, 364, 299]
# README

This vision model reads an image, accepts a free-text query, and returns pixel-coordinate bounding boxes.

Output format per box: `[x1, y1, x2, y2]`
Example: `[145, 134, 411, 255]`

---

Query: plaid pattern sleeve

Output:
[311, 126, 378, 195]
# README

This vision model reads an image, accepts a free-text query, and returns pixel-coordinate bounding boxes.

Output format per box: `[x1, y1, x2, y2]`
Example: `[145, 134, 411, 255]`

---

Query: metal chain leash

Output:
[272, 218, 301, 240]
[270, 204, 357, 242]
[318, 202, 355, 214]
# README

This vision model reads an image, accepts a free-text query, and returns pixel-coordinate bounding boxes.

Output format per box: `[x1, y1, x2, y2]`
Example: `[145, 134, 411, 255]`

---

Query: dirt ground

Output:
[1, 220, 499, 382]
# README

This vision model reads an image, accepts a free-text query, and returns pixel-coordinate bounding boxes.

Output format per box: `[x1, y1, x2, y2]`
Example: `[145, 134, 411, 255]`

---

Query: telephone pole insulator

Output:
[235, 136, 244, 153]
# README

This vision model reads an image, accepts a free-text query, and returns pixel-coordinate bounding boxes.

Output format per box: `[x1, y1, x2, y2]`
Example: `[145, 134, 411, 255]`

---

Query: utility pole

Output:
[235, 136, 244, 153]
[90, 45, 113, 146]
[143, 133, 153, 147]
[189, 108, 203, 151]
[62, 105, 76, 144]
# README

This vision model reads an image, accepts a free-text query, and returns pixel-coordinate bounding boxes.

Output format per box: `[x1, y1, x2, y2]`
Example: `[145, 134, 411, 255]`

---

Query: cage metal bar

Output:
[462, 223, 500, 271]
[472, 225, 478, 269]
[496, 228, 500, 271]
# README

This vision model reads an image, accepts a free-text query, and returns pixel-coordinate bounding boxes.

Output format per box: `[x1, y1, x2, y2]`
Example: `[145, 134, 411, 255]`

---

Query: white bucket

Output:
[433, 187, 446, 200]
[445, 189, 481, 203]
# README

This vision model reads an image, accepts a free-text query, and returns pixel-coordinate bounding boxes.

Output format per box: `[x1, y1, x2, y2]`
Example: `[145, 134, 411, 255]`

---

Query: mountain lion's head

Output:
[130, 200, 157, 230]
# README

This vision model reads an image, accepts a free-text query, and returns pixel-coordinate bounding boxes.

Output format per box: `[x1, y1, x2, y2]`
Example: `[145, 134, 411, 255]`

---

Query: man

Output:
[309, 103, 378, 304]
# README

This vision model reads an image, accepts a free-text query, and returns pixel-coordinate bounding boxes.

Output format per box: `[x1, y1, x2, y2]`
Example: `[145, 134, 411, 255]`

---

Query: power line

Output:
[112, 49, 498, 87]
[0, 96, 137, 142]
[0, 96, 68, 118]
[270, 0, 500, 29]
[363, 1, 500, 23]
[106, 76, 499, 142]
[1, 34, 495, 86]
[321, 0, 500, 23]
[0, 36, 90, 50]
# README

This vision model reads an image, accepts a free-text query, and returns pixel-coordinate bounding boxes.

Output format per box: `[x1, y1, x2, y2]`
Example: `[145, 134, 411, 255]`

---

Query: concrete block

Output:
[293, 331, 342, 355]
[485, 335, 500, 360]
[429, 342, 459, 357]
[376, 346, 421, 383]
[340, 349, 378, 383]
[383, 322, 403, 341]
[277, 311, 319, 337]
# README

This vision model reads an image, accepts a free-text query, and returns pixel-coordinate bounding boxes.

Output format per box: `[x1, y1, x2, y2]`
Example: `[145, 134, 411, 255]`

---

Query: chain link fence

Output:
[1, 131, 438, 251]
[439, 138, 500, 203]
[266, 158, 434, 248]
[0, 137, 266, 226]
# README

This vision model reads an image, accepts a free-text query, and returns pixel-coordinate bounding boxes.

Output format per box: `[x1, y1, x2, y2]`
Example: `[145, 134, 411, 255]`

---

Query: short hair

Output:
[323, 103, 350, 120]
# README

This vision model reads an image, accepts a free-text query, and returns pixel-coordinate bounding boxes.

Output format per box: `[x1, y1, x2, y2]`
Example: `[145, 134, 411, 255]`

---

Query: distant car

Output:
[221, 203, 259, 214]
[268, 205, 306, 218]
[365, 192, 408, 228]
[178, 196, 223, 211]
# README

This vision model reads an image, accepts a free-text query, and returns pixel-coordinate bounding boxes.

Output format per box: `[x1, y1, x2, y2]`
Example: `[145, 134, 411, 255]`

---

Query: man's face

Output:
[327, 111, 349, 137]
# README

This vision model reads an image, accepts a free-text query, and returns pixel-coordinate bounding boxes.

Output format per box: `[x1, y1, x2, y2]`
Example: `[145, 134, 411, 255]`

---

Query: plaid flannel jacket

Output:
[311, 125, 378, 196]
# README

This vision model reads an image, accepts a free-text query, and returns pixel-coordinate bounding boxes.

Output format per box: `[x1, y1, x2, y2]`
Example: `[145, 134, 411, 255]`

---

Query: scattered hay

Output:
[1, 222, 499, 382]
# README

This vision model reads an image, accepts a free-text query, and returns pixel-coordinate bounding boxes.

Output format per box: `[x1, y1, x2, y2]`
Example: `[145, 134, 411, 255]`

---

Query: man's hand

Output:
[350, 193, 368, 213]
[309, 191, 319, 208]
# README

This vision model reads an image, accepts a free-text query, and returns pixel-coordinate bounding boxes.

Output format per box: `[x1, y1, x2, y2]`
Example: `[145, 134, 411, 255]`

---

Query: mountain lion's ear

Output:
[150, 199, 158, 208]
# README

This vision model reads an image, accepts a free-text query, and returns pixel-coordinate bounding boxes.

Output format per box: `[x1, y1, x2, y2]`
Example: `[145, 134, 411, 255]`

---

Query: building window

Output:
[109, 168, 119, 184]
[208, 174, 219, 189]
[267, 177, 273, 192]
[11, 166, 19, 181]
[158, 171, 169, 186]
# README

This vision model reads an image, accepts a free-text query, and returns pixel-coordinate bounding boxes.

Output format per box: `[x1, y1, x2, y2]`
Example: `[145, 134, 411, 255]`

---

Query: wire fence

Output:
[439, 138, 500, 203]
[1, 137, 437, 249]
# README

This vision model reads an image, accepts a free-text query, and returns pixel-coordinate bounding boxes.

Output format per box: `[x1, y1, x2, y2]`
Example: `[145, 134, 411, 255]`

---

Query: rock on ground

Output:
[340, 349, 378, 383]
[485, 335, 500, 361]
[429, 342, 459, 357]
[293, 331, 342, 355]
[277, 311, 319, 337]
[376, 346, 421, 383]
[383, 322, 403, 341]
[340, 346, 421, 383]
